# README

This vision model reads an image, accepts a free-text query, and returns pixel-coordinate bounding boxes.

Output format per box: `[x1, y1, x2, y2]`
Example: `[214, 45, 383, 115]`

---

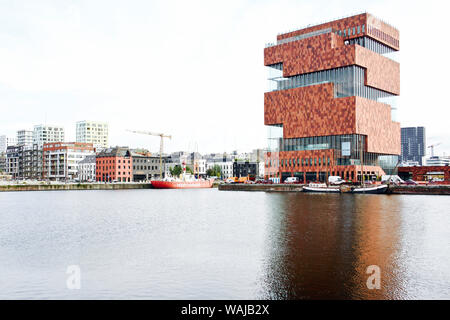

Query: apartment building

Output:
[78, 155, 96, 182]
[0, 135, 17, 153]
[43, 142, 95, 181]
[17, 130, 33, 148]
[206, 161, 234, 179]
[33, 125, 65, 147]
[76, 121, 108, 150]
[96, 147, 132, 182]
[6, 145, 22, 179]
[131, 151, 165, 181]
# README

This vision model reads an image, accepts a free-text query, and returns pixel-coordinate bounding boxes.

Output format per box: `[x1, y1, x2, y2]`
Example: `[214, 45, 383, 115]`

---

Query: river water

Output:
[0, 189, 449, 299]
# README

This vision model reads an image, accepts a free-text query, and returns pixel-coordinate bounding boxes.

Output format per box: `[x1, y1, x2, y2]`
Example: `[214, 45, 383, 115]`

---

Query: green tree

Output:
[169, 165, 183, 177]
[185, 166, 194, 174]
[207, 165, 222, 177]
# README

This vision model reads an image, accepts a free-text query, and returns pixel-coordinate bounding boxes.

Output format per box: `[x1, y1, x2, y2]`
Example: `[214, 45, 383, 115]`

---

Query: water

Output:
[0, 189, 449, 299]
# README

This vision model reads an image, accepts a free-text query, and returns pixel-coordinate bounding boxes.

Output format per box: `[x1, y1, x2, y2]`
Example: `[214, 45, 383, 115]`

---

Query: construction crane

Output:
[428, 143, 441, 157]
[126, 130, 172, 179]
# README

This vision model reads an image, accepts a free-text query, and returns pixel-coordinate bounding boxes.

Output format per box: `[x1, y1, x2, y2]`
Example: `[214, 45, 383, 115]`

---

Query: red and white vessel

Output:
[151, 179, 213, 189]
[151, 161, 213, 189]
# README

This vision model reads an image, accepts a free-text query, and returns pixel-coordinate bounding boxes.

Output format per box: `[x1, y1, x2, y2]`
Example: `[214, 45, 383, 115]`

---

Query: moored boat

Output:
[351, 184, 388, 194]
[151, 179, 213, 189]
[303, 183, 340, 193]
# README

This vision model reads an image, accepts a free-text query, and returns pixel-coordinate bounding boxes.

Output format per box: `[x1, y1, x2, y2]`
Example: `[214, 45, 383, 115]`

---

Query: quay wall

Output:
[218, 184, 304, 192]
[388, 185, 450, 195]
[0, 183, 153, 192]
[219, 183, 450, 195]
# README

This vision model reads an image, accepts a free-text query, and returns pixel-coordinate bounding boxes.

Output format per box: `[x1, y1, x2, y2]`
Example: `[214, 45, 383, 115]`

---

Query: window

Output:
[357, 26, 360, 34]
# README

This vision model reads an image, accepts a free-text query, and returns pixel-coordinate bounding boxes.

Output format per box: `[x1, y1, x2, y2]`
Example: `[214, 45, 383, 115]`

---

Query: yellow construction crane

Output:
[126, 129, 172, 179]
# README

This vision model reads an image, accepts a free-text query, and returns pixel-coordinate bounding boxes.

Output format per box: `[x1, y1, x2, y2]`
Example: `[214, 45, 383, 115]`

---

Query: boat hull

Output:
[303, 186, 340, 193]
[351, 184, 388, 194]
[151, 180, 213, 189]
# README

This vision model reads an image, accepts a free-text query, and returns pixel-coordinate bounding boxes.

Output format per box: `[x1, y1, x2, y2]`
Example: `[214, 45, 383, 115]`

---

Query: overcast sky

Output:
[0, 0, 448, 156]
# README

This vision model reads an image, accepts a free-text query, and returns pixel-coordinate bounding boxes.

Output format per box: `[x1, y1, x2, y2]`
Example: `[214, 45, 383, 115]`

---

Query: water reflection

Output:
[261, 194, 449, 299]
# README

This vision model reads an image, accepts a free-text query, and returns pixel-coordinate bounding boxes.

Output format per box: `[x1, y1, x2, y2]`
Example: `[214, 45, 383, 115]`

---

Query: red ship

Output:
[151, 160, 213, 189]
[151, 179, 213, 189]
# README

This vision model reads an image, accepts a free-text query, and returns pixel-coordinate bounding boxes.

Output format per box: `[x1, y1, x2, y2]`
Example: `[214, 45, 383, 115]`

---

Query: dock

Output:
[218, 183, 450, 195]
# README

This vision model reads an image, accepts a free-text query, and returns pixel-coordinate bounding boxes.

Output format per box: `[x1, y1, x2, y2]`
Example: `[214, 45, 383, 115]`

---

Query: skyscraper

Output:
[264, 13, 400, 182]
[401, 127, 426, 165]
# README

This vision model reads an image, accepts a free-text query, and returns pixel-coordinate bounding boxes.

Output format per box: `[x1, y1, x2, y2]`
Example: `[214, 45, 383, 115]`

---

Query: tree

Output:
[207, 164, 222, 177]
[169, 165, 183, 177]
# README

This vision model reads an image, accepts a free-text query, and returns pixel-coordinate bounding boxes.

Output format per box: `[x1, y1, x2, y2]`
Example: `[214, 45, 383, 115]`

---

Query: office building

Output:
[264, 13, 400, 182]
[401, 127, 426, 165]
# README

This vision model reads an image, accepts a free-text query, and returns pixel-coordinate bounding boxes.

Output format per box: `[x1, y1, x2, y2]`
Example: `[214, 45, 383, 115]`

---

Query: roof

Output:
[79, 155, 96, 164]
[97, 146, 131, 158]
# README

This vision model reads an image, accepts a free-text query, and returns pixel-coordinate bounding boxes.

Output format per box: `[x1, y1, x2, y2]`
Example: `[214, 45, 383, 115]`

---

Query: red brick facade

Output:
[96, 147, 133, 182]
[398, 166, 450, 182]
[264, 14, 400, 182]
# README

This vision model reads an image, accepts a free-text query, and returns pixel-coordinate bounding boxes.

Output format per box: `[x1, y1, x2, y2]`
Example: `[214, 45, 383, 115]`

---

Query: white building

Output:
[206, 161, 234, 179]
[33, 125, 65, 147]
[78, 155, 96, 182]
[193, 159, 207, 176]
[426, 156, 450, 166]
[43, 142, 95, 181]
[17, 130, 33, 147]
[76, 121, 109, 150]
[0, 135, 17, 153]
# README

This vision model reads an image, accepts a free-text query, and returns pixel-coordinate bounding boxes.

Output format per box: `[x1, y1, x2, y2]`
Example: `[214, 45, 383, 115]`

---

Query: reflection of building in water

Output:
[264, 13, 400, 183]
[349, 195, 403, 299]
[261, 194, 403, 299]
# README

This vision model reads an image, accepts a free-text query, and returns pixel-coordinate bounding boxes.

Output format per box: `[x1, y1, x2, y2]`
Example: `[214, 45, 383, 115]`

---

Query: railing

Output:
[265, 27, 336, 48]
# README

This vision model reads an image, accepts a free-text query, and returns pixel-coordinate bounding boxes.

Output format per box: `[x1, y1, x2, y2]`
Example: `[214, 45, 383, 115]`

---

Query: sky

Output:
[0, 0, 449, 156]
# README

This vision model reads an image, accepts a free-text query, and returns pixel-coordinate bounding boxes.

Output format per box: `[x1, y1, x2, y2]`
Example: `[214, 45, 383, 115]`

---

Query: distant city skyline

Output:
[0, 0, 449, 155]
